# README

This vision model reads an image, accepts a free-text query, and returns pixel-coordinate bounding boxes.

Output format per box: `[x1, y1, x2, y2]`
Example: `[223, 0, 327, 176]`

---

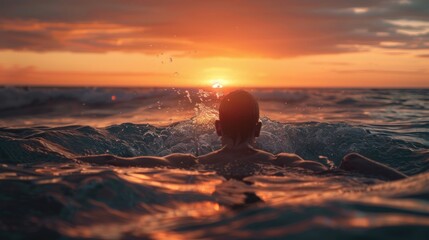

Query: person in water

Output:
[77, 90, 407, 180]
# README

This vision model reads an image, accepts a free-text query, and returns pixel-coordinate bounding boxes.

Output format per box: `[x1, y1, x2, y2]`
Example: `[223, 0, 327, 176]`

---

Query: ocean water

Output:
[0, 87, 428, 239]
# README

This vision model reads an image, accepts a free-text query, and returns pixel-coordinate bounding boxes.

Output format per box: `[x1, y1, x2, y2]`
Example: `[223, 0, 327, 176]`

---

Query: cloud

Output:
[0, 0, 428, 57]
[333, 68, 427, 74]
[310, 61, 353, 66]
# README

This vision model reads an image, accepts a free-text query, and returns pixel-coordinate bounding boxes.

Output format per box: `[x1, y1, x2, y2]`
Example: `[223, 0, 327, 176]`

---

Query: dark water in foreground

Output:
[0, 87, 428, 239]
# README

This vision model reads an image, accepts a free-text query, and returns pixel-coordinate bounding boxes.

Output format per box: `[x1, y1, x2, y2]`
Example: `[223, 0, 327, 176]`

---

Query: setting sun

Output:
[212, 82, 223, 89]
[211, 79, 225, 89]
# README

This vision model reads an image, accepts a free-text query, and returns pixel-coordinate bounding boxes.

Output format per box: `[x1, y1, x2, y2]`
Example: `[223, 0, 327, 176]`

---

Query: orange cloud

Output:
[0, 0, 428, 58]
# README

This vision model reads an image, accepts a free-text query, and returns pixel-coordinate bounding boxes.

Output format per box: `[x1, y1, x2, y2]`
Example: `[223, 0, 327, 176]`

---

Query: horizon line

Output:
[1, 84, 428, 90]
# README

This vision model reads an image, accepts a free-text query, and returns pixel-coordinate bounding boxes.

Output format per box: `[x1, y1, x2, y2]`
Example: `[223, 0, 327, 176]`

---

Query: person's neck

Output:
[221, 137, 256, 151]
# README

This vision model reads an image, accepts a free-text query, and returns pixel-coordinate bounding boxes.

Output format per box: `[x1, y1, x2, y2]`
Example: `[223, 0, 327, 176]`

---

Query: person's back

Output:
[199, 90, 273, 165]
[77, 90, 407, 181]
[198, 90, 326, 173]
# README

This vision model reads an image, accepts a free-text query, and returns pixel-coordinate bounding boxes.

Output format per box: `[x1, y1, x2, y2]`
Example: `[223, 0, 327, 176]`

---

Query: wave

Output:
[0, 162, 428, 239]
[0, 87, 179, 110]
[1, 118, 427, 175]
[2, 87, 429, 130]
[0, 87, 349, 110]
[2, 87, 429, 239]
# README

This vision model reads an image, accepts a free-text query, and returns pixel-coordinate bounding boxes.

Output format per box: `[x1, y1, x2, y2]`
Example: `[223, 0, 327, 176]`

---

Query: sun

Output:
[211, 79, 225, 89]
[212, 81, 223, 89]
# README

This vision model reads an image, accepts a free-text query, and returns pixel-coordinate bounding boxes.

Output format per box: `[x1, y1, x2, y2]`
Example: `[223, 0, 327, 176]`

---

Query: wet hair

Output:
[219, 90, 260, 142]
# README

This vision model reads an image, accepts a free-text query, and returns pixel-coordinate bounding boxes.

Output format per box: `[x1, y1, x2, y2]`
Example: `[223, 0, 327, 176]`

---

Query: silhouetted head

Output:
[215, 90, 262, 144]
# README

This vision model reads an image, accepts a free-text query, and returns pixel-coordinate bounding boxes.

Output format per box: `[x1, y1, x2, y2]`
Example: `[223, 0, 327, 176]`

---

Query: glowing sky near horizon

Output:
[0, 0, 428, 87]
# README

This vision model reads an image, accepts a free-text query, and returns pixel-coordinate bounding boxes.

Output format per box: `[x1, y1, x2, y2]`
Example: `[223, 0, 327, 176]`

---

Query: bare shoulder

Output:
[164, 153, 198, 168]
[274, 153, 304, 166]
[274, 153, 328, 172]
[254, 149, 276, 158]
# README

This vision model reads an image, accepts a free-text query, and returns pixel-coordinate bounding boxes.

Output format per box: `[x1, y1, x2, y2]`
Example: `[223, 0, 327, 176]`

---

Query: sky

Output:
[0, 0, 428, 88]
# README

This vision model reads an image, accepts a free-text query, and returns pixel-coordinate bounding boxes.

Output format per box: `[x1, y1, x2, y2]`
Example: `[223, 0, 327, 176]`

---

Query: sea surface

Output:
[0, 87, 428, 239]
